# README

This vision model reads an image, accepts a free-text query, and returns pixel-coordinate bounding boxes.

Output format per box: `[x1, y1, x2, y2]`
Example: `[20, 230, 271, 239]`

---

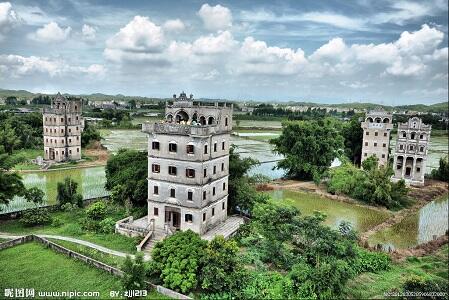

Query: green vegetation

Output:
[20, 208, 52, 226]
[105, 149, 148, 208]
[346, 245, 449, 299]
[0, 242, 123, 299]
[0, 203, 138, 253]
[81, 122, 101, 146]
[121, 253, 146, 290]
[341, 114, 364, 165]
[271, 119, 344, 182]
[57, 177, 83, 207]
[430, 156, 449, 182]
[327, 156, 409, 209]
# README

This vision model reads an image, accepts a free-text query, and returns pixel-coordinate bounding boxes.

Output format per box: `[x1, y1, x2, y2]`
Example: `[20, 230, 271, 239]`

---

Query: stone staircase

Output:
[142, 229, 167, 253]
[201, 216, 245, 241]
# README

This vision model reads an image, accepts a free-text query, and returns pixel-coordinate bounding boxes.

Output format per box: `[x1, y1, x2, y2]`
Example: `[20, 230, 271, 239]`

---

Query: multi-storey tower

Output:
[43, 93, 83, 162]
[142, 92, 233, 234]
[392, 117, 431, 186]
[361, 110, 393, 166]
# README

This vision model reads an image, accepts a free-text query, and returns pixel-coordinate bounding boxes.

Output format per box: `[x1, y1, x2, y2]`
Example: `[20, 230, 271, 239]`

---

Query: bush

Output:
[64, 223, 83, 235]
[353, 248, 391, 274]
[61, 203, 78, 212]
[121, 253, 146, 290]
[80, 218, 101, 232]
[51, 217, 63, 227]
[20, 208, 52, 226]
[57, 177, 82, 206]
[403, 275, 448, 295]
[99, 217, 116, 233]
[85, 201, 107, 220]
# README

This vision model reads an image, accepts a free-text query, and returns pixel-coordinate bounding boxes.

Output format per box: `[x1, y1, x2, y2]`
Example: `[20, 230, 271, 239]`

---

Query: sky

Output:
[0, 0, 448, 105]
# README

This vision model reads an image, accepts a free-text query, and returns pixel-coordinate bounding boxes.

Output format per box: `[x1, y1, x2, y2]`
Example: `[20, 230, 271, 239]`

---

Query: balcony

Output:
[142, 122, 225, 136]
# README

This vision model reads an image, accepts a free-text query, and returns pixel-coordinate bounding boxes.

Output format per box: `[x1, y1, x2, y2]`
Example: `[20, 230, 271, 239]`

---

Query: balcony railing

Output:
[142, 122, 224, 136]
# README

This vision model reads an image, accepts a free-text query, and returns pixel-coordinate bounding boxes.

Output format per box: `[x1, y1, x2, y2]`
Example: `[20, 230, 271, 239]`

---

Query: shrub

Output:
[80, 218, 100, 232]
[353, 248, 391, 274]
[20, 208, 52, 226]
[85, 201, 107, 220]
[57, 177, 82, 206]
[99, 217, 116, 233]
[61, 203, 78, 212]
[403, 275, 448, 294]
[51, 217, 63, 227]
[64, 223, 83, 235]
[121, 253, 146, 290]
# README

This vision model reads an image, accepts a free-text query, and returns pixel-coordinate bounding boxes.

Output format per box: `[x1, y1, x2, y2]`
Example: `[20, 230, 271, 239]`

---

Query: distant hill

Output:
[0, 88, 447, 113]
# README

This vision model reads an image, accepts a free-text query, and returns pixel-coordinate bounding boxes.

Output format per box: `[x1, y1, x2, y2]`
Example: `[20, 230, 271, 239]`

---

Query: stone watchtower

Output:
[142, 92, 233, 234]
[361, 110, 393, 166]
[43, 93, 83, 162]
[392, 117, 431, 186]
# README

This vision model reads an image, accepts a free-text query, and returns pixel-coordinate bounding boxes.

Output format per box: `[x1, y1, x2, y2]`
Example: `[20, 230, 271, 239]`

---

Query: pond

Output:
[368, 194, 448, 250]
[267, 189, 392, 233]
[0, 167, 108, 214]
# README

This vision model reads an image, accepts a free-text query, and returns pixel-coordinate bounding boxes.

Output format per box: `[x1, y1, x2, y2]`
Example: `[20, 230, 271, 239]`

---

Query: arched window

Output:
[199, 116, 206, 125]
[166, 114, 173, 122]
[208, 116, 215, 125]
[375, 117, 381, 123]
[175, 110, 189, 123]
[383, 118, 390, 123]
[366, 117, 373, 122]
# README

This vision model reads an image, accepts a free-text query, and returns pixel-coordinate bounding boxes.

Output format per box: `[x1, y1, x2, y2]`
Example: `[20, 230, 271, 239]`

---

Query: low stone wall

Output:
[0, 196, 109, 220]
[0, 234, 192, 299]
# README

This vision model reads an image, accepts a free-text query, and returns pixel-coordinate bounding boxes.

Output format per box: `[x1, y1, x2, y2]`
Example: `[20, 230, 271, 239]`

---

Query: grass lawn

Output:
[0, 242, 167, 299]
[48, 238, 126, 268]
[345, 245, 449, 299]
[12, 148, 44, 171]
[0, 207, 139, 254]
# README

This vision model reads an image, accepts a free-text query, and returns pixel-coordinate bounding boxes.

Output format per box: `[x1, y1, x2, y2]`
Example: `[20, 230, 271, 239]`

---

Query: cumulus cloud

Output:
[104, 16, 166, 63]
[0, 2, 20, 38]
[0, 54, 105, 78]
[192, 31, 237, 55]
[29, 22, 71, 42]
[82, 24, 96, 42]
[198, 3, 232, 31]
[163, 19, 185, 32]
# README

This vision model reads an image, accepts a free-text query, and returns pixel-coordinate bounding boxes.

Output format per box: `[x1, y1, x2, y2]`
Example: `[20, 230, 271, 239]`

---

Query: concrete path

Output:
[0, 232, 150, 261]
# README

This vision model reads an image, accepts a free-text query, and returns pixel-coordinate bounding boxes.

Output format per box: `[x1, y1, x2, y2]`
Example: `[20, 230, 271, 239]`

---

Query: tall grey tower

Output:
[142, 92, 233, 234]
[392, 117, 431, 186]
[43, 93, 83, 162]
[361, 110, 393, 166]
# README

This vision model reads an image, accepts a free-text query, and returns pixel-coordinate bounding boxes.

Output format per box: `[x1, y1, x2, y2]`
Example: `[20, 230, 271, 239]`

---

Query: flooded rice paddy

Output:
[368, 194, 448, 250]
[268, 189, 392, 233]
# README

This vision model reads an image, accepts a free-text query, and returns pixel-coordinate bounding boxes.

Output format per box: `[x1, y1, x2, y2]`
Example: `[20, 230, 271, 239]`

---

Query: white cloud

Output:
[104, 16, 165, 63]
[297, 12, 366, 30]
[310, 38, 347, 60]
[198, 3, 232, 31]
[0, 2, 20, 38]
[372, 1, 438, 25]
[192, 31, 237, 55]
[82, 24, 96, 42]
[394, 24, 444, 55]
[30, 22, 71, 42]
[163, 19, 185, 32]
[0, 54, 105, 78]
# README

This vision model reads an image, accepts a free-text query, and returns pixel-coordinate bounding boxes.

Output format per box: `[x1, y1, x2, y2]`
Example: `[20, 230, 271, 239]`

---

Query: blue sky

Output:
[0, 0, 448, 105]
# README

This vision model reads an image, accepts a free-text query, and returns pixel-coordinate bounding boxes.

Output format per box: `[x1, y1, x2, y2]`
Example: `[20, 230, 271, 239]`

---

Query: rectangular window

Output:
[214, 142, 217, 152]
[225, 117, 228, 126]
[61, 129, 64, 133]
[77, 148, 79, 153]
[213, 187, 216, 196]
[168, 166, 177, 176]
[185, 214, 193, 223]
[221, 163, 224, 171]
[203, 168, 207, 178]
[203, 213, 206, 222]
[69, 139, 72, 143]
[170, 188, 176, 198]
[420, 146, 424, 152]
[152, 164, 160, 173]
[186, 145, 194, 154]
[68, 118, 71, 122]
[153, 186, 159, 195]
[222, 141, 225, 150]
[203, 191, 206, 200]
[417, 167, 421, 172]
[364, 153, 367, 157]
[420, 134, 423, 139]
[204, 145, 208, 154]
[400, 145, 403, 150]
[212, 207, 215, 216]
[222, 202, 225, 210]
[187, 191, 193, 201]
[61, 118, 64, 122]
[223, 182, 226, 190]
[213, 166, 217, 175]
[152, 141, 160, 150]
[186, 168, 195, 178]
[375, 132, 378, 136]
[384, 132, 387, 137]
[381, 154, 385, 158]
[154, 207, 159, 216]
[383, 143, 386, 148]
[374, 143, 377, 147]
[69, 129, 71, 133]
[169, 143, 177, 152]
[365, 142, 368, 146]
[366, 132, 369, 136]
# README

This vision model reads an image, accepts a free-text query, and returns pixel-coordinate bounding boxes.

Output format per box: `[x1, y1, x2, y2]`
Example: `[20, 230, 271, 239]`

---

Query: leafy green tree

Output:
[150, 230, 207, 293]
[105, 149, 147, 207]
[0, 147, 26, 207]
[341, 114, 364, 165]
[121, 253, 146, 290]
[81, 123, 101, 146]
[57, 177, 83, 207]
[200, 236, 243, 293]
[431, 156, 449, 181]
[24, 187, 45, 206]
[0, 123, 21, 154]
[362, 154, 379, 171]
[271, 119, 344, 182]
[85, 201, 107, 220]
